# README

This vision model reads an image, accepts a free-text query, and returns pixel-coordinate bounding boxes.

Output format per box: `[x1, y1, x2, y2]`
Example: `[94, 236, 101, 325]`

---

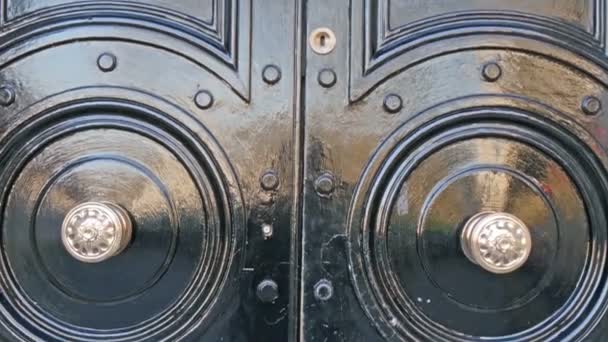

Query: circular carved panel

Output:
[348, 102, 608, 341]
[0, 97, 243, 341]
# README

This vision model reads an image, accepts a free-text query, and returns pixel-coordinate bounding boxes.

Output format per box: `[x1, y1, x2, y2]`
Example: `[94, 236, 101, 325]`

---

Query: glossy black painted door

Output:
[0, 1, 298, 341]
[4, 1, 608, 342]
[301, 1, 608, 341]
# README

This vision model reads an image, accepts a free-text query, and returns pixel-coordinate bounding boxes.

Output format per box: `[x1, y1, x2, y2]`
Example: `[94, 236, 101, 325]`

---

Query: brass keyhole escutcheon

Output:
[309, 27, 336, 55]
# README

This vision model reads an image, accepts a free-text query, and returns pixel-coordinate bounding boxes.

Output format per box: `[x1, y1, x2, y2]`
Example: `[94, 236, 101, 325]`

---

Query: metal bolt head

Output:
[0, 86, 15, 107]
[260, 170, 280, 191]
[383, 94, 403, 114]
[582, 96, 602, 115]
[315, 173, 335, 197]
[318, 69, 337, 88]
[194, 90, 214, 109]
[309, 27, 336, 55]
[62, 202, 133, 263]
[482, 62, 502, 82]
[262, 65, 282, 85]
[262, 224, 273, 240]
[97, 53, 117, 72]
[461, 211, 532, 274]
[256, 279, 279, 303]
[314, 279, 333, 301]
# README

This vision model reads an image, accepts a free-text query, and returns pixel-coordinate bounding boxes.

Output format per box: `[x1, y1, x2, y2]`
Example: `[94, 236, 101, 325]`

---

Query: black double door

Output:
[1, 1, 608, 341]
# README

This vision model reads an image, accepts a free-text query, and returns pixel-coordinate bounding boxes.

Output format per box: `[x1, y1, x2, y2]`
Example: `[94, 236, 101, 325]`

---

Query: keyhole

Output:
[319, 33, 327, 47]
[309, 28, 336, 54]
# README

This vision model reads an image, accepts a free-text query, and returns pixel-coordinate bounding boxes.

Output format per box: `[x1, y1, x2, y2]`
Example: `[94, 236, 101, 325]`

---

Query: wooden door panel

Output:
[302, 1, 608, 341]
[0, 1, 297, 341]
[6, 0, 216, 23]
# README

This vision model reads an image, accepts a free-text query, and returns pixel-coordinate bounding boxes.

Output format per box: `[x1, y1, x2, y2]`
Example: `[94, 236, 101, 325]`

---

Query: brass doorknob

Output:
[61, 202, 132, 263]
[461, 211, 532, 274]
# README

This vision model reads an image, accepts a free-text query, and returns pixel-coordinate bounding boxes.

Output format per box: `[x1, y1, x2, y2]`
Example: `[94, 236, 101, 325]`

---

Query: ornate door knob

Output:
[61, 202, 133, 263]
[461, 211, 532, 274]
